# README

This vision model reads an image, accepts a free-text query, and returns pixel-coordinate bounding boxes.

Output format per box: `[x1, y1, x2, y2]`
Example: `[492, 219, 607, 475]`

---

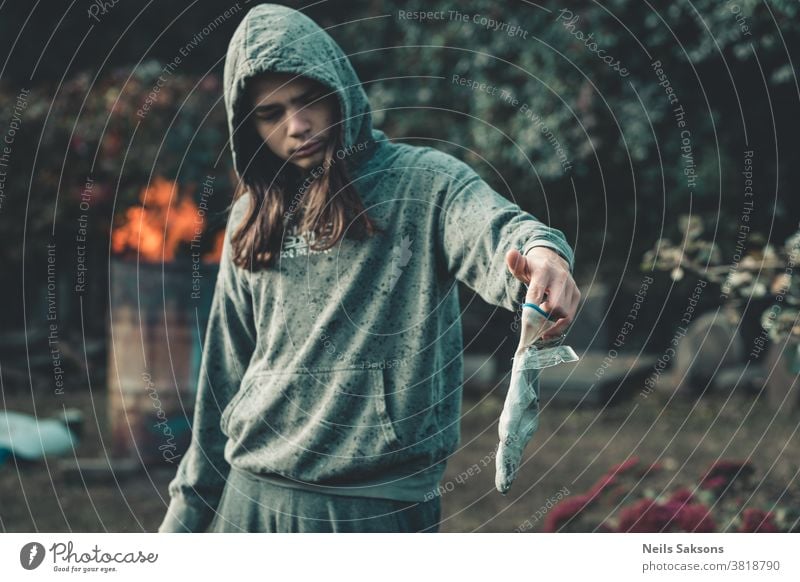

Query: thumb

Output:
[505, 248, 530, 284]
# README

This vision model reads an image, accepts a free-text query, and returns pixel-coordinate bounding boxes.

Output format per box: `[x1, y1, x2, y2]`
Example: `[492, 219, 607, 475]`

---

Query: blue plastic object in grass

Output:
[0, 409, 83, 463]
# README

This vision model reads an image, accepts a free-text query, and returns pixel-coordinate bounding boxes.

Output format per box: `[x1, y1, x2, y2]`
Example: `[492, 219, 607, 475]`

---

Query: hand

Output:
[505, 246, 581, 340]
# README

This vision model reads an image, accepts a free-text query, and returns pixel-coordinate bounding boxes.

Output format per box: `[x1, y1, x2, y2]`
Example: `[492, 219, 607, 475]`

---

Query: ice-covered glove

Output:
[495, 304, 579, 494]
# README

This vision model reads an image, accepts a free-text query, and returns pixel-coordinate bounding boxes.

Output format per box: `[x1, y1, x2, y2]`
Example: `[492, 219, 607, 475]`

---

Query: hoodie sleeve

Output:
[436, 153, 575, 312]
[158, 197, 257, 533]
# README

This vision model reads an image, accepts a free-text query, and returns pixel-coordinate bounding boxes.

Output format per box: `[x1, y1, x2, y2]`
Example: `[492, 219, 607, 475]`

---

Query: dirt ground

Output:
[1, 382, 798, 533]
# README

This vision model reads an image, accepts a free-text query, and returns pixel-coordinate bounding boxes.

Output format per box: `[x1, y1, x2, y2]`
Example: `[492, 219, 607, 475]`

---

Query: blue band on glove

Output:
[521, 302, 552, 320]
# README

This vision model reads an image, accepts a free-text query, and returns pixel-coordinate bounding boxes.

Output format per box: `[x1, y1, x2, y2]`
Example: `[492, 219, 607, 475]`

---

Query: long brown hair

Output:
[230, 101, 382, 271]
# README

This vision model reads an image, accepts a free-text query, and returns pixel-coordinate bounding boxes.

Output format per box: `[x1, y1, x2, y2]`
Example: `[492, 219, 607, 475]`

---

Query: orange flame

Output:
[112, 177, 222, 263]
[207, 231, 225, 263]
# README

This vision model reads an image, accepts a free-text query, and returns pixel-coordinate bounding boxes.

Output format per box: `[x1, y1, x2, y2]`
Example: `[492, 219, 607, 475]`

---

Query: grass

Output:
[1, 382, 797, 532]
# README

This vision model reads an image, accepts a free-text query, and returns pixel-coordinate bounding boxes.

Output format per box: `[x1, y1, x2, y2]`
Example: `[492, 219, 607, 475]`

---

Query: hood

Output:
[223, 4, 378, 180]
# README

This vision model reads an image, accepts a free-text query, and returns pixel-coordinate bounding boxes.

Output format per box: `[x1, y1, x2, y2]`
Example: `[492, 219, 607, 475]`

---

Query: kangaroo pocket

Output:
[220, 366, 404, 482]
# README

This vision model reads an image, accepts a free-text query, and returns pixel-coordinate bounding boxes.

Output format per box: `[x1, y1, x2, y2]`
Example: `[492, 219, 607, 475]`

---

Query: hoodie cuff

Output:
[157, 497, 214, 533]
[523, 241, 574, 274]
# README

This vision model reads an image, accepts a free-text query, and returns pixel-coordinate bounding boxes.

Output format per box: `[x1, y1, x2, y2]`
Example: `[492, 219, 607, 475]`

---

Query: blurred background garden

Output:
[0, 0, 798, 532]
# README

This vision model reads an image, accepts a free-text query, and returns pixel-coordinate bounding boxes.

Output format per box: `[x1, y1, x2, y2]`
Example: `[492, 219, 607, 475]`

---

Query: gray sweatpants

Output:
[207, 468, 442, 533]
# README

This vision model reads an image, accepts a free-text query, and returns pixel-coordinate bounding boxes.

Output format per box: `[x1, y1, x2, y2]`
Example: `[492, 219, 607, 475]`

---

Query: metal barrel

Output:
[107, 257, 217, 465]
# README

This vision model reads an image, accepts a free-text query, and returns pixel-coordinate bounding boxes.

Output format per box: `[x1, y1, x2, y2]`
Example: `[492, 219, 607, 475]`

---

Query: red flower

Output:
[618, 499, 715, 533]
[587, 472, 617, 500]
[699, 475, 730, 492]
[543, 495, 593, 532]
[609, 457, 640, 475]
[618, 498, 717, 533]
[618, 499, 682, 533]
[668, 487, 696, 504]
[671, 502, 716, 532]
[739, 508, 780, 533]
[700, 459, 754, 492]
[585, 457, 640, 500]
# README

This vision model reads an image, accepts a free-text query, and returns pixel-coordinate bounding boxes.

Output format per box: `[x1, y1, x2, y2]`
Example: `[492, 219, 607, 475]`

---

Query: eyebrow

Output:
[253, 87, 325, 113]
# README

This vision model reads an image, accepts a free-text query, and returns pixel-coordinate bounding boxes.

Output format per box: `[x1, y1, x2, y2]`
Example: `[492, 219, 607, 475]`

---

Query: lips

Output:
[292, 140, 324, 157]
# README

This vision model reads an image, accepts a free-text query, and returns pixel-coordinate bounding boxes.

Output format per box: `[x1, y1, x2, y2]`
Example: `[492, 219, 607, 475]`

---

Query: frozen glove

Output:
[495, 304, 579, 494]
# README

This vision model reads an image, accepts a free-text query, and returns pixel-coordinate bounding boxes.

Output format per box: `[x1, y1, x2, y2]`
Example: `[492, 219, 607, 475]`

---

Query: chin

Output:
[291, 152, 326, 171]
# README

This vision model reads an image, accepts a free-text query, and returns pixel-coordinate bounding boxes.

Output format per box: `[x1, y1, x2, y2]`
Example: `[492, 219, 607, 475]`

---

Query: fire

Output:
[112, 177, 223, 263]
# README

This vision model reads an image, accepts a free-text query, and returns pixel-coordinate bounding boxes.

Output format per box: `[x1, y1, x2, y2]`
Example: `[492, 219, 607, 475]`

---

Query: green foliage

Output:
[0, 64, 232, 268]
[321, 0, 799, 276]
[1, 0, 797, 279]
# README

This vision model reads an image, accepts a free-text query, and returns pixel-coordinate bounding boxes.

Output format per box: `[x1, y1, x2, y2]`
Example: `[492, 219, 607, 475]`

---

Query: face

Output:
[248, 73, 338, 171]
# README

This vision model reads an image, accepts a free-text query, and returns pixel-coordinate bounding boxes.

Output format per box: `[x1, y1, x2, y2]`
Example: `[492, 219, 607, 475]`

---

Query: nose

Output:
[285, 109, 311, 138]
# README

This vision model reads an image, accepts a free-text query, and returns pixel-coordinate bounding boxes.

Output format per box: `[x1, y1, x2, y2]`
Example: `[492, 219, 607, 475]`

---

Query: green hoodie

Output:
[159, 3, 575, 533]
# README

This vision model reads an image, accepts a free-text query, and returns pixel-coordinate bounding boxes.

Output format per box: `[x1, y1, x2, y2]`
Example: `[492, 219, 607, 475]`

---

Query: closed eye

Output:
[252, 89, 329, 122]
[255, 109, 282, 122]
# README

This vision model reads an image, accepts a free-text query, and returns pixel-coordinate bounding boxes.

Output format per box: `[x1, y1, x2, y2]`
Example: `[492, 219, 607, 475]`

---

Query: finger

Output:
[563, 280, 581, 316]
[525, 275, 549, 306]
[539, 275, 568, 317]
[541, 285, 576, 338]
[505, 248, 530, 283]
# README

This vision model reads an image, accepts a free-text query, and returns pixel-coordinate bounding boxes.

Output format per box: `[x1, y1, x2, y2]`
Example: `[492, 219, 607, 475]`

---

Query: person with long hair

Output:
[159, 3, 580, 533]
